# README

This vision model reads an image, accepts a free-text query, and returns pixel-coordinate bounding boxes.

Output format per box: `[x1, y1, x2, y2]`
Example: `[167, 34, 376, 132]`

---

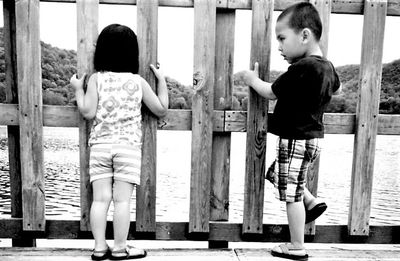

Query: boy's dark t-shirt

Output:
[270, 55, 340, 139]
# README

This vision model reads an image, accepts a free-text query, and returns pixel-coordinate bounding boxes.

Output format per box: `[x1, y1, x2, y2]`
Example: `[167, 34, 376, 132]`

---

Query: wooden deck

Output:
[1, 244, 400, 260]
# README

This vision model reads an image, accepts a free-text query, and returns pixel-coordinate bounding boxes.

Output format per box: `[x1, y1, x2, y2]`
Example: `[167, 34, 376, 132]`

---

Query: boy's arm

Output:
[243, 62, 277, 100]
[70, 73, 98, 119]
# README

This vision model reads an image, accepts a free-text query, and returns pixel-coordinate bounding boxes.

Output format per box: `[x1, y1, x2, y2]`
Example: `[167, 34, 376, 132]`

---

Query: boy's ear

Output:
[301, 28, 312, 43]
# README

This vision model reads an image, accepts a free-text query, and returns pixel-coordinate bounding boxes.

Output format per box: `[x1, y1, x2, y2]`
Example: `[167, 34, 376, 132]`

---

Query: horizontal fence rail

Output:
[1, 106, 400, 135]
[39, 0, 400, 16]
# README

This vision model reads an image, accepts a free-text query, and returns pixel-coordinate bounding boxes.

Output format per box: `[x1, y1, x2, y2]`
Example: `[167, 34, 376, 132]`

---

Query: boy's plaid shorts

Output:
[266, 137, 320, 202]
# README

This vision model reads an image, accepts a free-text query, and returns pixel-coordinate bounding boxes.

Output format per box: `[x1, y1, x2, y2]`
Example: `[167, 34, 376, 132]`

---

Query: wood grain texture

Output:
[1, 106, 400, 135]
[3, 0, 35, 247]
[40, 0, 400, 16]
[210, 9, 235, 222]
[136, 0, 158, 233]
[1, 218, 400, 244]
[305, 0, 332, 236]
[15, 0, 45, 232]
[242, 0, 272, 234]
[349, 0, 387, 236]
[189, 0, 216, 233]
[76, 0, 98, 231]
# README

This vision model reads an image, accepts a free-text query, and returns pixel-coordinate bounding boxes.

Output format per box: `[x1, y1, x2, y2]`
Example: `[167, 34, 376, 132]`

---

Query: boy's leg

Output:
[304, 187, 319, 209]
[90, 178, 113, 251]
[287, 201, 305, 247]
[112, 180, 134, 251]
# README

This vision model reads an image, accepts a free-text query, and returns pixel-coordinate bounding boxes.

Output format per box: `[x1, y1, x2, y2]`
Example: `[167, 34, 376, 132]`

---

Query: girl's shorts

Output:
[266, 137, 320, 203]
[89, 143, 141, 185]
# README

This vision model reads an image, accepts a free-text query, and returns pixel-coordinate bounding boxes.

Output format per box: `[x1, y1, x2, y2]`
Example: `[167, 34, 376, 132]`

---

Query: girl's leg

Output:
[90, 178, 113, 251]
[112, 180, 134, 251]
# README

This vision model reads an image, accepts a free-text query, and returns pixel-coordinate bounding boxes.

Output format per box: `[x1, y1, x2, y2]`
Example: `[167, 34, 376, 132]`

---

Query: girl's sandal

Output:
[110, 245, 147, 260]
[91, 247, 111, 261]
[271, 243, 308, 261]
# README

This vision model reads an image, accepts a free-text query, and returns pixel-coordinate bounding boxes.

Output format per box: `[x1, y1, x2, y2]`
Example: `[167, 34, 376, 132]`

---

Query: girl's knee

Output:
[93, 191, 112, 204]
[112, 180, 134, 203]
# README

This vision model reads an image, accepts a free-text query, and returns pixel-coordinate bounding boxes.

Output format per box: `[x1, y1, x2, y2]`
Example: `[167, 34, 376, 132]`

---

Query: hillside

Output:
[0, 27, 399, 113]
[0, 28, 77, 105]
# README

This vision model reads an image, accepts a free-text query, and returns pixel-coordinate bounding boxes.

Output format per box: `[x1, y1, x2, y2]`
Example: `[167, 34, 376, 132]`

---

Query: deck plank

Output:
[1, 246, 400, 260]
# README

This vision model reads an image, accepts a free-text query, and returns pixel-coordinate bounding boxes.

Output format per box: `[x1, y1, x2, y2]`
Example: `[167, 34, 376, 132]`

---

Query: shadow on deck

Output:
[1, 244, 400, 260]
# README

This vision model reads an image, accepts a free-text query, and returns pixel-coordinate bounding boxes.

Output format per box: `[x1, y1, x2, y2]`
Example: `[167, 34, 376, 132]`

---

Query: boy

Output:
[243, 2, 341, 260]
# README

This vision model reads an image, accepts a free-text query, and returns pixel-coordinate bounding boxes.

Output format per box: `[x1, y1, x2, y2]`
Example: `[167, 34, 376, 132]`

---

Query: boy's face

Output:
[275, 16, 306, 64]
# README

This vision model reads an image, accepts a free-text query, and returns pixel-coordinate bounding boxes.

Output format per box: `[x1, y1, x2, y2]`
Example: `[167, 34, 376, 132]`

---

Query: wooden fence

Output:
[1, 0, 400, 247]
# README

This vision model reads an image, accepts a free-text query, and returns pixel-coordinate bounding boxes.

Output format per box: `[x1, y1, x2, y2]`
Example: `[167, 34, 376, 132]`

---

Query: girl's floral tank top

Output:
[89, 72, 143, 147]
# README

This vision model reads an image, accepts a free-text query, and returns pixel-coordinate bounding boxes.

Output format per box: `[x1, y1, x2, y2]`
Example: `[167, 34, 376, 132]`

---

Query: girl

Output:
[70, 24, 168, 260]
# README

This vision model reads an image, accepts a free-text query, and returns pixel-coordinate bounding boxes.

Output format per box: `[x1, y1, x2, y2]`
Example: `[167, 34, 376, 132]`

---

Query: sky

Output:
[1, 2, 399, 85]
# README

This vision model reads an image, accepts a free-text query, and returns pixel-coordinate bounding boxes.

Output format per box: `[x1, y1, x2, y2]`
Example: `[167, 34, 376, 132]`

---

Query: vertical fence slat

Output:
[76, 0, 99, 231]
[243, 0, 272, 234]
[189, 0, 216, 233]
[305, 0, 332, 236]
[348, 0, 387, 236]
[210, 9, 235, 222]
[15, 0, 44, 231]
[136, 0, 158, 233]
[3, 0, 35, 246]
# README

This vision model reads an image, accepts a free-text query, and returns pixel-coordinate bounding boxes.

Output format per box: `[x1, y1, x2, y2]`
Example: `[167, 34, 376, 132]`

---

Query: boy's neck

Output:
[305, 43, 323, 57]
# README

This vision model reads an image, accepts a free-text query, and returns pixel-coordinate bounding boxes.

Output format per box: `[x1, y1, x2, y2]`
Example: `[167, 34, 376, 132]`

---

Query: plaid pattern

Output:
[266, 138, 320, 202]
[89, 143, 141, 185]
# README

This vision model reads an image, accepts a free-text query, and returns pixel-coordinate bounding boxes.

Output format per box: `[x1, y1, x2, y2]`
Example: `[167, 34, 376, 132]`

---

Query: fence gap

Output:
[189, 0, 216, 234]
[76, 0, 99, 231]
[349, 0, 387, 236]
[136, 0, 159, 233]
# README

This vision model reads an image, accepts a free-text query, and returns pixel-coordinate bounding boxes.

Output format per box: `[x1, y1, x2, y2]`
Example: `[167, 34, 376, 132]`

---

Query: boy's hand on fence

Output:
[150, 63, 165, 81]
[243, 62, 260, 87]
[70, 73, 87, 91]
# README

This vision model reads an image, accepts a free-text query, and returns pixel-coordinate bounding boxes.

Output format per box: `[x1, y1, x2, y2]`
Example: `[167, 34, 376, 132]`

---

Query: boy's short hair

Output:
[278, 2, 322, 41]
[94, 24, 139, 74]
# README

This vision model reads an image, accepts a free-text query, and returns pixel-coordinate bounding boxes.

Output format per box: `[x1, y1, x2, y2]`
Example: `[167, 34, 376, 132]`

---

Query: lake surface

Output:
[0, 126, 399, 225]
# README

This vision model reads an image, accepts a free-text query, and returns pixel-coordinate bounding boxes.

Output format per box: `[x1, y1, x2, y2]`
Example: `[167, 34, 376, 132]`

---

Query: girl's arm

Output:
[333, 83, 342, 95]
[141, 64, 169, 117]
[242, 62, 277, 100]
[70, 73, 98, 119]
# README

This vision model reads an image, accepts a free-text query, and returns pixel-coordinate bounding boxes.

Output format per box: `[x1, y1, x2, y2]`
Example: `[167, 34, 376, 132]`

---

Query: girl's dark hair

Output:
[94, 24, 139, 74]
[278, 2, 322, 41]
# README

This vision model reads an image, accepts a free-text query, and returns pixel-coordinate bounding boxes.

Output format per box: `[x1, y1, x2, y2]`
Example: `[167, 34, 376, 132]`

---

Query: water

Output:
[0, 127, 399, 225]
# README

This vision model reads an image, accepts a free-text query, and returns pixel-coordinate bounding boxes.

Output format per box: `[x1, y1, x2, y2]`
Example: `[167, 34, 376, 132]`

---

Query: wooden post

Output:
[15, 0, 44, 231]
[243, 0, 272, 234]
[210, 8, 235, 222]
[76, 0, 98, 231]
[305, 0, 332, 236]
[189, 0, 216, 233]
[136, 0, 158, 233]
[348, 0, 387, 236]
[4, 0, 35, 246]
[209, 7, 235, 249]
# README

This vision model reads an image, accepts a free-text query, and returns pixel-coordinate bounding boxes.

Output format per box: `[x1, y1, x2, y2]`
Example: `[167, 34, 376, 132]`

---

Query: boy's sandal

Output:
[305, 202, 327, 224]
[271, 243, 308, 261]
[91, 246, 111, 261]
[110, 245, 147, 260]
